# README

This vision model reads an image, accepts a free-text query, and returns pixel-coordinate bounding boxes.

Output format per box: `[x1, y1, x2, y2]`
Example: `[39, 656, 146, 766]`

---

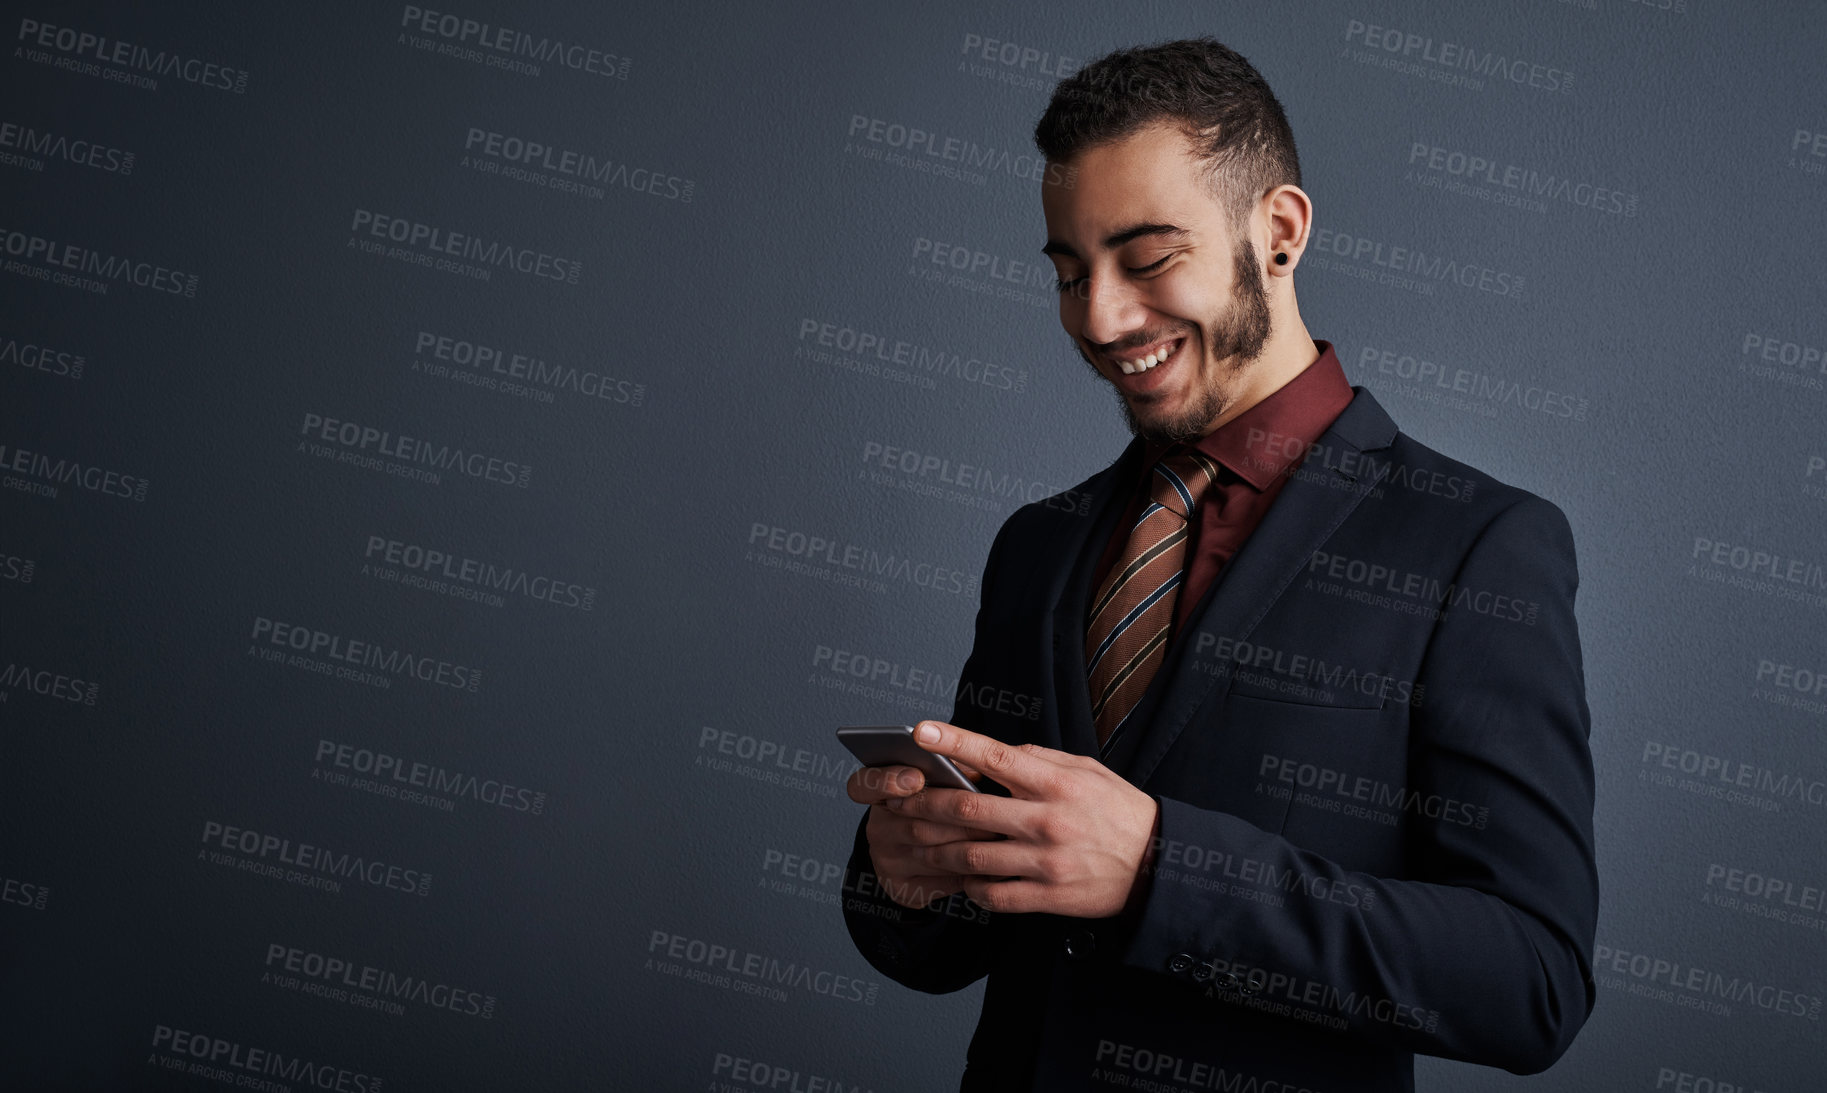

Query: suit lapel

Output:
[1115, 388, 1401, 787]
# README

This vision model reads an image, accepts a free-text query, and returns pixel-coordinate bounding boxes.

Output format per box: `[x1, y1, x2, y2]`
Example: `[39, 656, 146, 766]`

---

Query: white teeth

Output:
[1120, 339, 1178, 373]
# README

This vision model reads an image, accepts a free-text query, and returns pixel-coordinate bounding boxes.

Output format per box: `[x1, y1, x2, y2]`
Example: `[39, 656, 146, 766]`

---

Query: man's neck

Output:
[1199, 321, 1319, 436]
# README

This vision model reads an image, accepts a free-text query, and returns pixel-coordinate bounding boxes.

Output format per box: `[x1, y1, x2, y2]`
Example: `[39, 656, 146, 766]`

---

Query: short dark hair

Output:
[1034, 36, 1302, 229]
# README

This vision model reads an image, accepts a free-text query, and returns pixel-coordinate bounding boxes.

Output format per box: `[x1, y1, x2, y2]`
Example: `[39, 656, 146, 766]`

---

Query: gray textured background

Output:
[3, 1, 1824, 1089]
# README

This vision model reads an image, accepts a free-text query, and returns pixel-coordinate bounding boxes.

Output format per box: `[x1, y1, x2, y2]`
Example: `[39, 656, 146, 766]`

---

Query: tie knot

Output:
[1149, 445, 1220, 520]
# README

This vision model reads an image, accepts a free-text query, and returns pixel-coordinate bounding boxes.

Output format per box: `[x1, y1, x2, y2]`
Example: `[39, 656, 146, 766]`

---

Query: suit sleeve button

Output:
[1063, 930, 1096, 960]
[1167, 952, 1193, 973]
[1191, 961, 1215, 982]
[1217, 972, 1241, 991]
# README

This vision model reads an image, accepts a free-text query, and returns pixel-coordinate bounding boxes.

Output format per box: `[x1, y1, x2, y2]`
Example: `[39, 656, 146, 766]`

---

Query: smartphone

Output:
[836, 725, 979, 793]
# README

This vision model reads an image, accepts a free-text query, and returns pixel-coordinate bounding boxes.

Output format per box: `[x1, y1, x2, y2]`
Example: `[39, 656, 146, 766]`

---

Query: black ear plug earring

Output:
[1274, 252, 1288, 265]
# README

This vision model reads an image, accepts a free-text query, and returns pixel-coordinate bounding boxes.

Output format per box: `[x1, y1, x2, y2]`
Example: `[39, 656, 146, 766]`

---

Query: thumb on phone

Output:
[912, 720, 983, 782]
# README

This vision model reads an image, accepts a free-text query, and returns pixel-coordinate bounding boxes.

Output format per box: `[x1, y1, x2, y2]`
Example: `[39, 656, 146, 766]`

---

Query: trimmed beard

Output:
[1107, 236, 1273, 444]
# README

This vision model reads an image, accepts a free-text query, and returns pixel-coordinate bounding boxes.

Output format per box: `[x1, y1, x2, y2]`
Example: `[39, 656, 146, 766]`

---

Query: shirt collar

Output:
[1141, 339, 1355, 492]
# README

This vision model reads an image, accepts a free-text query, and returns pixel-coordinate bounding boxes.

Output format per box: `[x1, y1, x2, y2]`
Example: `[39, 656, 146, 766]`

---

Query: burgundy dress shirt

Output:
[1090, 339, 1356, 636]
[1096, 339, 1355, 915]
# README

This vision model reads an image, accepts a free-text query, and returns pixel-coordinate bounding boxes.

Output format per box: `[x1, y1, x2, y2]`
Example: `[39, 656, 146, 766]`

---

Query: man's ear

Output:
[1262, 184, 1312, 273]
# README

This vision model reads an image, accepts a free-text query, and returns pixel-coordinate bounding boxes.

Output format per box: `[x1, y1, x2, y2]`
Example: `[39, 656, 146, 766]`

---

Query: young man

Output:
[842, 37, 1598, 1093]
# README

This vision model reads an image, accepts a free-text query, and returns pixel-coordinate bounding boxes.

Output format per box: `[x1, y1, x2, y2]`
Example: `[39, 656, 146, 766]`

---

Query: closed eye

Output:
[1054, 255, 1172, 295]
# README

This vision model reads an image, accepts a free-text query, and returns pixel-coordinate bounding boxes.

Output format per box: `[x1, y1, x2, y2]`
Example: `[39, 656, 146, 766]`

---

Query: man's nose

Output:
[1075, 276, 1149, 349]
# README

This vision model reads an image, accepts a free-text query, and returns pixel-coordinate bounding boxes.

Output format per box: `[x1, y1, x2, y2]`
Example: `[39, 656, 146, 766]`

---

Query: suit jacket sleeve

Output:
[1114, 495, 1599, 1075]
[840, 513, 1020, 993]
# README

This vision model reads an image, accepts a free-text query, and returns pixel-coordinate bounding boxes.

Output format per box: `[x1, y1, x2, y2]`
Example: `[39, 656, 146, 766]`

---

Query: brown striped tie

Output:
[1085, 445, 1221, 754]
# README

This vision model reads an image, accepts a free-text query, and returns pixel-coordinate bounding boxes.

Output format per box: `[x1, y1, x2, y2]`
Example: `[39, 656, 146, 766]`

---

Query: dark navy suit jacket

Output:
[841, 385, 1599, 1092]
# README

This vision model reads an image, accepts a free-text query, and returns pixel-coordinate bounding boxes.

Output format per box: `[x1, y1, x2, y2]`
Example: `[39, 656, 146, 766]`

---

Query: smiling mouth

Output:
[1104, 335, 1188, 391]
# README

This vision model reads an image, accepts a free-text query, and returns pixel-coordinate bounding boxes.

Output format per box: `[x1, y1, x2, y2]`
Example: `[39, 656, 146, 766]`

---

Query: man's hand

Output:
[846, 750, 998, 912]
[886, 719, 1159, 918]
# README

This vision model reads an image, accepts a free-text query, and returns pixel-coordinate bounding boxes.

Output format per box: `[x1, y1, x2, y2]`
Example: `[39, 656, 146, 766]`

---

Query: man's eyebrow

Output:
[1040, 223, 1191, 260]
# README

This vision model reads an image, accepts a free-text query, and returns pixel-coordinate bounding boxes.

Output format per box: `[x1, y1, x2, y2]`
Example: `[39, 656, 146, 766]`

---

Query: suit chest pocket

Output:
[1223, 688, 1408, 871]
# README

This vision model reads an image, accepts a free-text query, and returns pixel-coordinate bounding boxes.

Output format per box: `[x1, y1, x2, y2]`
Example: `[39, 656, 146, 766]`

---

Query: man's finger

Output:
[889, 783, 1033, 837]
[898, 817, 1003, 846]
[922, 838, 1037, 879]
[866, 807, 998, 853]
[847, 764, 927, 805]
[959, 876, 1045, 915]
[911, 720, 1062, 794]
